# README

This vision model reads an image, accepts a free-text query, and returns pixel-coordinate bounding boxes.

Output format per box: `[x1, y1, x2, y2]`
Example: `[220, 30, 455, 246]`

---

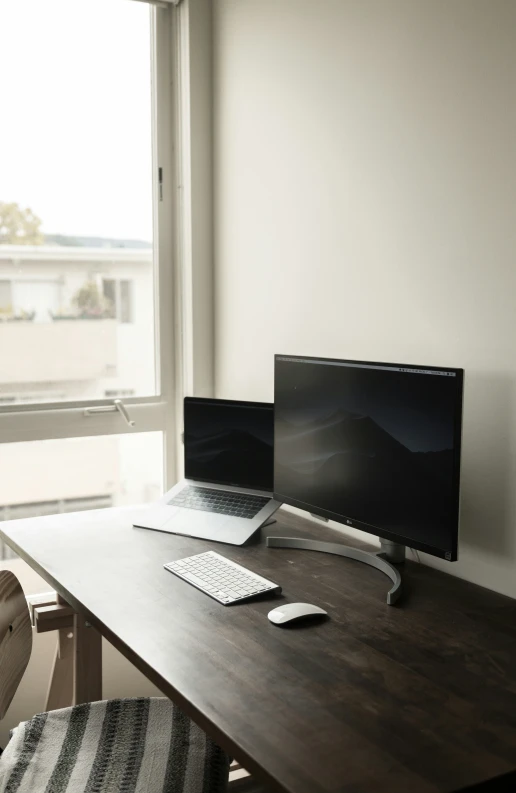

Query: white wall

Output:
[213, 0, 516, 596]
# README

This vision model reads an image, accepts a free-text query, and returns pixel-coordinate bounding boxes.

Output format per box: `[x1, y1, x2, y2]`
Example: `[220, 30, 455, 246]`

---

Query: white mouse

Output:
[267, 602, 328, 625]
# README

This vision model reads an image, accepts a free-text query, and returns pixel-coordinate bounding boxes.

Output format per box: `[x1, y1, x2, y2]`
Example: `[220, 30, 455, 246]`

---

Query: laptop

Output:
[133, 397, 282, 545]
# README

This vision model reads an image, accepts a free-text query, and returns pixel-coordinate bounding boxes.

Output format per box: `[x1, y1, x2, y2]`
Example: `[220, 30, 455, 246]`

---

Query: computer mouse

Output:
[267, 602, 328, 625]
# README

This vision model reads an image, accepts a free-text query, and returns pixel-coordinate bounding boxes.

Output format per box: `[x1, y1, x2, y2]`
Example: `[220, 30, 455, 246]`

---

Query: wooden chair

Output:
[0, 570, 231, 793]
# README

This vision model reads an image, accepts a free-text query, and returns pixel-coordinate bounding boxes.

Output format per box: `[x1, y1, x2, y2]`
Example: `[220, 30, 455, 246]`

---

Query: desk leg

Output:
[45, 627, 74, 711]
[73, 613, 102, 705]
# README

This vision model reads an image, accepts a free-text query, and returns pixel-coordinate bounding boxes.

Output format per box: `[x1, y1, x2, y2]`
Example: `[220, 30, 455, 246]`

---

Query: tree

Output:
[72, 279, 114, 318]
[0, 202, 44, 245]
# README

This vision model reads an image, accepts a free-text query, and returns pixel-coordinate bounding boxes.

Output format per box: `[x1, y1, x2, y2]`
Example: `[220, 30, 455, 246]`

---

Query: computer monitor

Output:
[273, 355, 463, 561]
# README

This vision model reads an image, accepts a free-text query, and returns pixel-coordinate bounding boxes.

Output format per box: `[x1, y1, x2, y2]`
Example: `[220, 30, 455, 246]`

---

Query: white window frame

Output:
[0, 5, 181, 488]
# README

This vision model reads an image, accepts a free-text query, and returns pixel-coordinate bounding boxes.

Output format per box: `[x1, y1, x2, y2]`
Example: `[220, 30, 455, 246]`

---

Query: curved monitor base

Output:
[265, 536, 403, 605]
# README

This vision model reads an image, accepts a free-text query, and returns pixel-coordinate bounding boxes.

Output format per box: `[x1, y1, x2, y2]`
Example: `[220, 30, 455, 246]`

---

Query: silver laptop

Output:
[133, 397, 281, 545]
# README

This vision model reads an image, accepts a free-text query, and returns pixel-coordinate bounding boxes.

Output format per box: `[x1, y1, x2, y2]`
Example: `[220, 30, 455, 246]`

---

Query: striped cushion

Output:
[0, 697, 230, 793]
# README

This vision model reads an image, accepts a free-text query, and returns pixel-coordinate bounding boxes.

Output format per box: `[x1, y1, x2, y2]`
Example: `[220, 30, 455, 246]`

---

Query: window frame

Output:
[0, 5, 180, 488]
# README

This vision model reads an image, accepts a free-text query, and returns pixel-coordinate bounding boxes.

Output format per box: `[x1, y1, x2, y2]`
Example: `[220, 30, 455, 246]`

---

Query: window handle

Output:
[83, 399, 135, 427]
[114, 399, 135, 427]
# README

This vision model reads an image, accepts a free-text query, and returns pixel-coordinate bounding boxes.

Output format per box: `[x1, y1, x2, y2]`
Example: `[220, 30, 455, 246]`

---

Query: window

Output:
[0, 0, 158, 403]
[0, 433, 164, 559]
[0, 280, 12, 314]
[102, 280, 117, 318]
[0, 0, 178, 559]
[120, 281, 133, 323]
[12, 280, 61, 322]
[102, 278, 134, 323]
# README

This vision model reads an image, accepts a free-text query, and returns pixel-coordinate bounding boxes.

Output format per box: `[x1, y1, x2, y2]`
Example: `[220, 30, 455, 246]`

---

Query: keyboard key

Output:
[182, 572, 208, 588]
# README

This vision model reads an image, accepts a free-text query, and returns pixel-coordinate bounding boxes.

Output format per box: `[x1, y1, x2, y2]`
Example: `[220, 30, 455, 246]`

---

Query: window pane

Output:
[0, 280, 12, 312]
[0, 432, 164, 564]
[102, 280, 117, 319]
[0, 0, 157, 403]
[120, 281, 133, 324]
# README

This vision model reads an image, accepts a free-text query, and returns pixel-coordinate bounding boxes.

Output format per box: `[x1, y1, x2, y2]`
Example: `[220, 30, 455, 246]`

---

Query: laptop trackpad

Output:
[161, 509, 235, 540]
[133, 505, 179, 531]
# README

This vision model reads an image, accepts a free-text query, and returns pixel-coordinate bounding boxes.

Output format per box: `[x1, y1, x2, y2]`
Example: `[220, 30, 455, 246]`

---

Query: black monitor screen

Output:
[274, 356, 463, 560]
[184, 397, 274, 492]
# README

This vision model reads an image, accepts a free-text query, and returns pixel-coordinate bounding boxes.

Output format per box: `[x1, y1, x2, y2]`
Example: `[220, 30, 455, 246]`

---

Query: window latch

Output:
[83, 399, 135, 427]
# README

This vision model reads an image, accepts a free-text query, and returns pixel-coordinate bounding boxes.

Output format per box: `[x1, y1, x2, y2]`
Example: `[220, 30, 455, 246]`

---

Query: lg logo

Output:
[347, 520, 352, 525]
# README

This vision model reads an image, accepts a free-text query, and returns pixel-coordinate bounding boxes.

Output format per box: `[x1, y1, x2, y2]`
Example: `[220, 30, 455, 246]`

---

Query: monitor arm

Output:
[265, 536, 403, 605]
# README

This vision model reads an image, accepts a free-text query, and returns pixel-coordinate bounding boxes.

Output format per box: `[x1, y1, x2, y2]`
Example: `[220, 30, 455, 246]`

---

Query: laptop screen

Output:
[184, 398, 274, 492]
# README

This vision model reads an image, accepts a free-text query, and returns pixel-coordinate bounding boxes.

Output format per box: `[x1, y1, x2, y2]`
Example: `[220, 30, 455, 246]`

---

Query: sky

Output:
[0, 0, 154, 242]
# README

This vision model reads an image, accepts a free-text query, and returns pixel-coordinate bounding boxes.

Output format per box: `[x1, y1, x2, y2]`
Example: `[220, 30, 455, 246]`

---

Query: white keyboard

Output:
[164, 550, 281, 605]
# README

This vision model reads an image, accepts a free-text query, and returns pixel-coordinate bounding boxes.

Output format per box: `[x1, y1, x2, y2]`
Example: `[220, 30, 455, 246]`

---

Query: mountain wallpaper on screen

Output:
[275, 408, 454, 547]
[186, 428, 273, 489]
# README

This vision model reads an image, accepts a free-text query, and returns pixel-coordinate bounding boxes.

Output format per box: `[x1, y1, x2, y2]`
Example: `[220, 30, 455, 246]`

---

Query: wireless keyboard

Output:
[164, 550, 281, 605]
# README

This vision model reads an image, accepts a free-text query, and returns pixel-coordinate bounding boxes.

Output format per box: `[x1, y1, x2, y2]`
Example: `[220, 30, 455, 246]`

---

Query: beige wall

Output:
[213, 0, 516, 595]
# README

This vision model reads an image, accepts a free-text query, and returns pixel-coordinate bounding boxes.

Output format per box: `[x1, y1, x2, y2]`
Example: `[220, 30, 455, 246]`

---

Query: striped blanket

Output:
[0, 698, 230, 793]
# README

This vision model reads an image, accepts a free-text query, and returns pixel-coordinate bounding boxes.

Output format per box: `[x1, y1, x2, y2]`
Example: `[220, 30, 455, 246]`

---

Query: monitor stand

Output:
[266, 536, 404, 605]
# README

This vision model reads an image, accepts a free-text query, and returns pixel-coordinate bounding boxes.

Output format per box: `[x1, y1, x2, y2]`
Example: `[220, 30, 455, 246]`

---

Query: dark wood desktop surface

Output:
[2, 506, 516, 793]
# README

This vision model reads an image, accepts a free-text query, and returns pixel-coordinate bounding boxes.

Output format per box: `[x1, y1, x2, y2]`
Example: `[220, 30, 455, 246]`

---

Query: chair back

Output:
[0, 570, 32, 719]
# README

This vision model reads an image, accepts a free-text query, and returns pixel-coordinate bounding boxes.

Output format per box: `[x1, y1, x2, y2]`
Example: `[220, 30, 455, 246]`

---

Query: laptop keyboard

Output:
[168, 486, 270, 520]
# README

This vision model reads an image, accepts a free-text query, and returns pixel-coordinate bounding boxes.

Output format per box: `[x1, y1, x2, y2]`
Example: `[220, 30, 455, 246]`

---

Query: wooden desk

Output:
[2, 506, 516, 793]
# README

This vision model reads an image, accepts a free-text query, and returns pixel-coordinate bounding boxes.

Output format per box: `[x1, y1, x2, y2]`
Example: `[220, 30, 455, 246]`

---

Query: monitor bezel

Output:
[183, 396, 274, 492]
[273, 354, 464, 561]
